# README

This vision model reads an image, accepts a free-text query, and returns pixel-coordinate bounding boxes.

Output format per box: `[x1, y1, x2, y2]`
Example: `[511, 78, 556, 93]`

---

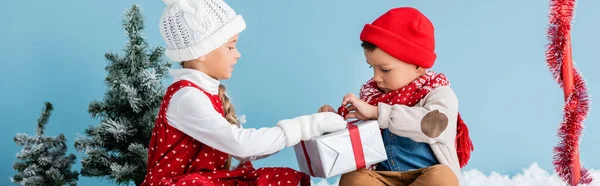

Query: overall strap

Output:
[158, 80, 224, 121]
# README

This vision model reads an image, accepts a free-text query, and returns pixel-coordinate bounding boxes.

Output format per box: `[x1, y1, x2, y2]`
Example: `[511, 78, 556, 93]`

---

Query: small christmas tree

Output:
[11, 102, 79, 186]
[73, 4, 170, 186]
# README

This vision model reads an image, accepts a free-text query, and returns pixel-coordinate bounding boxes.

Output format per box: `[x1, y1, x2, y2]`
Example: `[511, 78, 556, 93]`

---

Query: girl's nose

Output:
[234, 50, 241, 59]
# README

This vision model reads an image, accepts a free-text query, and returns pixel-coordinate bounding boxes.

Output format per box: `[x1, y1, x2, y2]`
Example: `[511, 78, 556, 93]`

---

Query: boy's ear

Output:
[416, 66, 427, 74]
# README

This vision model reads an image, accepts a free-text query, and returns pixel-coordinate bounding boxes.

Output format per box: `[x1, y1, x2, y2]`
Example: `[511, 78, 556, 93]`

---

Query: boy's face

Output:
[364, 47, 426, 93]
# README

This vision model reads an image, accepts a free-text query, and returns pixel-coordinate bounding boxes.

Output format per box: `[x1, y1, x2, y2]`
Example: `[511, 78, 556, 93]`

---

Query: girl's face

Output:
[184, 34, 241, 80]
[364, 47, 425, 93]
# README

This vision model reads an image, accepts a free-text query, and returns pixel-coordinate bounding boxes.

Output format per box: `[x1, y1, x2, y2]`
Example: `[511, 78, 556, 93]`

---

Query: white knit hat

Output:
[159, 0, 246, 62]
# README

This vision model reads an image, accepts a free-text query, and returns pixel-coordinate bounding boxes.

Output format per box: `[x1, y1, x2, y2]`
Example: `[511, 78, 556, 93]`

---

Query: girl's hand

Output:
[318, 105, 335, 113]
[342, 93, 378, 120]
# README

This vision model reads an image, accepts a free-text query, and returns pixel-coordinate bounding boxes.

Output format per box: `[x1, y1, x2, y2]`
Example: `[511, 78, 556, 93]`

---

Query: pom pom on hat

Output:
[159, 0, 246, 62]
[360, 7, 437, 68]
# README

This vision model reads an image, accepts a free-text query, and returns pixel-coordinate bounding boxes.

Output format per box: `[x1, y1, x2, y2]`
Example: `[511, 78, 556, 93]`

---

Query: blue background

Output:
[1, 0, 599, 185]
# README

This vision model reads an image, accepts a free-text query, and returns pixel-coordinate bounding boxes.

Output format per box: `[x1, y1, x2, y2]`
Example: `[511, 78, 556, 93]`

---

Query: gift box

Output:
[293, 120, 387, 178]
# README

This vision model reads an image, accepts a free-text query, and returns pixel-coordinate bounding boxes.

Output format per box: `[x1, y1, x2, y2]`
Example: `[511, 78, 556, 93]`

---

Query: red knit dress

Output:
[142, 80, 310, 186]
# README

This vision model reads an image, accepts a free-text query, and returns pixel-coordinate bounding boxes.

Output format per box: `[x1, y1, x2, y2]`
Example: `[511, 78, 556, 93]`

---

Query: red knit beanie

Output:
[360, 7, 436, 68]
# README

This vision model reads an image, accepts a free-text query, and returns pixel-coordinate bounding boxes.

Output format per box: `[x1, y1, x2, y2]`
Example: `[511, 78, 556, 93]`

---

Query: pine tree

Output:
[11, 102, 79, 186]
[73, 4, 170, 186]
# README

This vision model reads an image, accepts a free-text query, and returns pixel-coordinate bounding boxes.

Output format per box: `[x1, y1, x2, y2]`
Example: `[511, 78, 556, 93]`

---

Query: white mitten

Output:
[277, 112, 347, 147]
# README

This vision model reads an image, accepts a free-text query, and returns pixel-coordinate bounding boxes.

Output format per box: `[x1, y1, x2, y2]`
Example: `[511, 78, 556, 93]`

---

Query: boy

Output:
[319, 7, 473, 186]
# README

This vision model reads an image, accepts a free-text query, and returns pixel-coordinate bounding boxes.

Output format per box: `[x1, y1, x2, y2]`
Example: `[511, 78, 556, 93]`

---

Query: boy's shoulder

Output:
[432, 85, 455, 92]
[423, 85, 458, 102]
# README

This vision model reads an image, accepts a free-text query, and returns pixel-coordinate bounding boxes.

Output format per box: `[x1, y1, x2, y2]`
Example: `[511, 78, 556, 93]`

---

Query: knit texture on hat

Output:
[360, 7, 436, 68]
[160, 0, 246, 62]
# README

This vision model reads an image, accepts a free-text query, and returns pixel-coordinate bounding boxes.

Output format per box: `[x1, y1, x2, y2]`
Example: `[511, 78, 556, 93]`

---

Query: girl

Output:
[142, 0, 348, 185]
[319, 7, 473, 186]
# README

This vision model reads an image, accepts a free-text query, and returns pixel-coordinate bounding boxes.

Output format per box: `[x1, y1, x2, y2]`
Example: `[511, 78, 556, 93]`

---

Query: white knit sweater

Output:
[165, 68, 288, 161]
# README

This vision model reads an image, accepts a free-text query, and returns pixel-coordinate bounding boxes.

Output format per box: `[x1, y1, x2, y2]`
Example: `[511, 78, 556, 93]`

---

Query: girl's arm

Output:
[166, 88, 346, 159]
[231, 125, 279, 162]
[377, 86, 458, 144]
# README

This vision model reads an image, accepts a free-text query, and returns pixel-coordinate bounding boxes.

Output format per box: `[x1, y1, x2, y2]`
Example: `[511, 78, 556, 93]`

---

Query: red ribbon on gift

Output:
[300, 141, 315, 176]
[347, 121, 366, 169]
[339, 106, 366, 169]
[300, 107, 366, 177]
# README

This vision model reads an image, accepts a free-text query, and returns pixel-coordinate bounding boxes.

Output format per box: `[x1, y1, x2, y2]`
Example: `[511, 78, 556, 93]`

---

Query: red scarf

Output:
[343, 72, 473, 168]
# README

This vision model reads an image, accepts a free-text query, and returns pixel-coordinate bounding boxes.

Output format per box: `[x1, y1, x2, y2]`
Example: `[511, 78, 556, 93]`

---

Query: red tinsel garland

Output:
[546, 0, 592, 185]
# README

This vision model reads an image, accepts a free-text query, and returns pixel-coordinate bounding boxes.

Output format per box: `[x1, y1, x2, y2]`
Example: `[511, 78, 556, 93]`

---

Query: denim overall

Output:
[376, 129, 439, 171]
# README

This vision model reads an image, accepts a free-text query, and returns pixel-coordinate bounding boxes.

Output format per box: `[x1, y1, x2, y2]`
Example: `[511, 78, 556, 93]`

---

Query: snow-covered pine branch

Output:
[73, 4, 170, 186]
[11, 102, 79, 186]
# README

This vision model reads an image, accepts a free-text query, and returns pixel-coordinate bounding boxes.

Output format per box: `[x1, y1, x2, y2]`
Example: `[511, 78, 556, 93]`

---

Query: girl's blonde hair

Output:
[218, 84, 240, 127]
[217, 84, 240, 170]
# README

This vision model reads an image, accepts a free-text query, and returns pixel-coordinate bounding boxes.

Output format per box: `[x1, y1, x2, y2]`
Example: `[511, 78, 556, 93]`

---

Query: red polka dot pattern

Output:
[359, 72, 449, 107]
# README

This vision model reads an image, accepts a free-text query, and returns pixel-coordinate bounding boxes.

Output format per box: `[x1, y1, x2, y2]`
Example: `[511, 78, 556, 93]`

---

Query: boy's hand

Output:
[342, 93, 378, 120]
[318, 105, 335, 113]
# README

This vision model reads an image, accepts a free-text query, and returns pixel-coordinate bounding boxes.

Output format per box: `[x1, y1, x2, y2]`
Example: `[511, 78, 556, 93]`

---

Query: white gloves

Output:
[277, 112, 347, 147]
